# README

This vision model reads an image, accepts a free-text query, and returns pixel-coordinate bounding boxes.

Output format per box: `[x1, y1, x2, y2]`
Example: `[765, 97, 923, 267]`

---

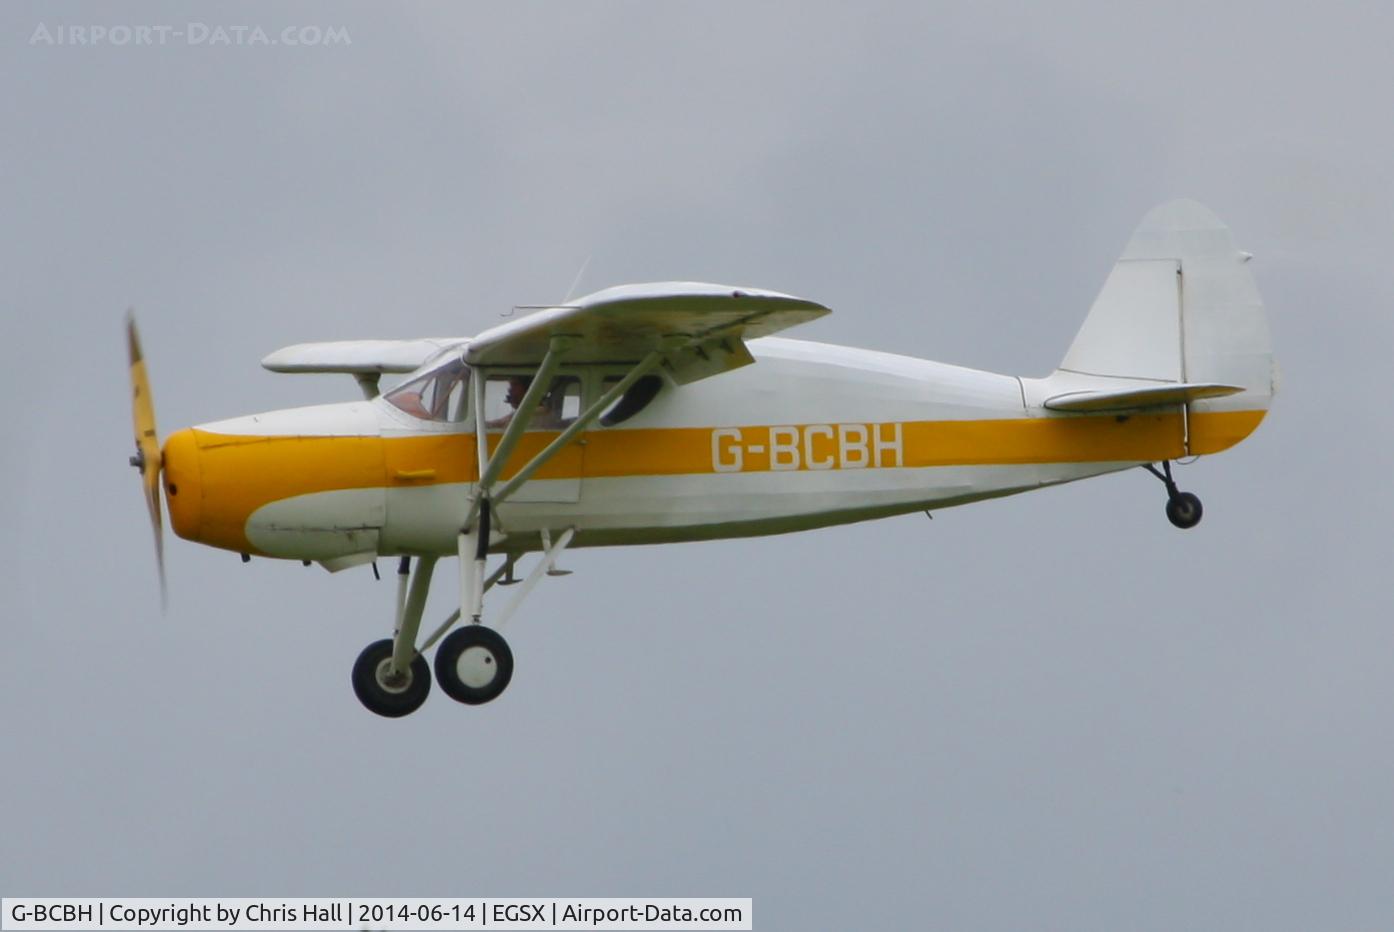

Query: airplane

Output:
[127, 199, 1276, 718]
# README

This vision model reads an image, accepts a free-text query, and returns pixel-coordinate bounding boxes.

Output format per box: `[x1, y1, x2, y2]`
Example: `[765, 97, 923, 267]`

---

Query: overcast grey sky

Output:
[3, 2, 1392, 929]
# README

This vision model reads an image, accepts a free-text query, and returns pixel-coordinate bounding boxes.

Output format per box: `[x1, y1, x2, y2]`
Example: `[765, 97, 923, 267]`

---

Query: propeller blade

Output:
[143, 458, 167, 605]
[127, 311, 167, 605]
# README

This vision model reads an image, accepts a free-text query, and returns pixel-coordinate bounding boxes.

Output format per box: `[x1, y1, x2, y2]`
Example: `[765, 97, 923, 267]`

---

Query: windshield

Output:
[384, 356, 470, 422]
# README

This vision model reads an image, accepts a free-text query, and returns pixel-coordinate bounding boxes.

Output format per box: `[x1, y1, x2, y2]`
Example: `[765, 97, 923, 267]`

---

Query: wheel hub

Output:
[455, 646, 498, 688]
[375, 658, 412, 694]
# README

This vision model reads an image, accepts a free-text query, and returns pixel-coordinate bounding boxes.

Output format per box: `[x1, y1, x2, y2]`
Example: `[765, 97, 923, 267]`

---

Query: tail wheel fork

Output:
[1144, 461, 1204, 530]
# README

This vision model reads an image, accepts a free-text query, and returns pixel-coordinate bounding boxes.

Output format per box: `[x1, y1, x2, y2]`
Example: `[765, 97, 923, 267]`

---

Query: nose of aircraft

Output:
[162, 428, 202, 542]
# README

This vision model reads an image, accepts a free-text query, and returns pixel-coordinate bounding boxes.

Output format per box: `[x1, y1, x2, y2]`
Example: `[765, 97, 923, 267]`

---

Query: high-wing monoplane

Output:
[127, 200, 1276, 717]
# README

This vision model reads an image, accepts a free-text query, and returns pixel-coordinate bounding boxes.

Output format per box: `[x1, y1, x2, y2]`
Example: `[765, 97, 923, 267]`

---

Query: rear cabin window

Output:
[599, 375, 664, 426]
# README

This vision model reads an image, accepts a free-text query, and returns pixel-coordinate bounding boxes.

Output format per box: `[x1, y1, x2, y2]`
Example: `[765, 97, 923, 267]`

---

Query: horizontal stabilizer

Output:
[262, 339, 467, 375]
[1044, 382, 1244, 412]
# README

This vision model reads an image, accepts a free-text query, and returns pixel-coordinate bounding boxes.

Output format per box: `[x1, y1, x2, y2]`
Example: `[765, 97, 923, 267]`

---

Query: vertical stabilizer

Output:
[1059, 199, 1275, 408]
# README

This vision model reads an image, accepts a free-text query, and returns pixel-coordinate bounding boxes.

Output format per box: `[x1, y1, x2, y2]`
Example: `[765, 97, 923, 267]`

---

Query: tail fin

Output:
[1052, 200, 1276, 453]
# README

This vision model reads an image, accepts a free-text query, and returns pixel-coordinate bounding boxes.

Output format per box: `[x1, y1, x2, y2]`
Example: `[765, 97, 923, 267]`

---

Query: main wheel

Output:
[1165, 492, 1203, 529]
[351, 639, 431, 718]
[435, 625, 514, 705]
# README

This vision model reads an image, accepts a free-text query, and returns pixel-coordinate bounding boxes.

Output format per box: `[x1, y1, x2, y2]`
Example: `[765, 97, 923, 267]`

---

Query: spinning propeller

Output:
[126, 312, 167, 604]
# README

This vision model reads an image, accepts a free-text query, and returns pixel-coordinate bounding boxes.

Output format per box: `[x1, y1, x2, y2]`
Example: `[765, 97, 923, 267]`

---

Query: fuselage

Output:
[160, 337, 1265, 565]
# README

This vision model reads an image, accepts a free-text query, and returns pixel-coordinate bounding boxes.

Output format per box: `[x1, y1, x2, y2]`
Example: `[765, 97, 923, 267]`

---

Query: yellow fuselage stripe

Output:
[172, 409, 1265, 554]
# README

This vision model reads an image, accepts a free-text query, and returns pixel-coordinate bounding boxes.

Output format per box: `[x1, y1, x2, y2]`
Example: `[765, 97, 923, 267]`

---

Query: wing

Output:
[465, 281, 831, 383]
[261, 338, 468, 375]
[260, 283, 831, 386]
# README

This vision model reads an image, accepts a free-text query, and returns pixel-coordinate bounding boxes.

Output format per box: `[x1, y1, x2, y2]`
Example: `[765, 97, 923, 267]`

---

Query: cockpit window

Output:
[483, 375, 580, 432]
[385, 357, 470, 422]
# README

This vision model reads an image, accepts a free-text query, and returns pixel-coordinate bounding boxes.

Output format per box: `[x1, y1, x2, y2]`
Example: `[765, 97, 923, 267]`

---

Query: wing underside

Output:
[261, 338, 468, 375]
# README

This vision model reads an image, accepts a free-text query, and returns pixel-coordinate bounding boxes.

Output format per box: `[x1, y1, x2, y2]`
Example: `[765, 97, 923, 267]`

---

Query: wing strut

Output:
[456, 336, 565, 624]
[455, 347, 663, 628]
[477, 339, 569, 491]
[493, 350, 663, 505]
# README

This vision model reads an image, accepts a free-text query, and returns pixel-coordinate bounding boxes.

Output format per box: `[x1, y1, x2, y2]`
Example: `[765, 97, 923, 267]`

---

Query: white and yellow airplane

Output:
[128, 200, 1275, 717]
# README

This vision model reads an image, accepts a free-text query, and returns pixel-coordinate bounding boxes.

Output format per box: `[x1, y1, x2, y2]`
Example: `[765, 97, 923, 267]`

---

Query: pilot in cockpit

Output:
[488, 376, 562, 430]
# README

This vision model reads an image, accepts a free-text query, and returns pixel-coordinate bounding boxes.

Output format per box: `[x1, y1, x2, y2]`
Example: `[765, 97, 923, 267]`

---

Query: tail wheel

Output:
[1166, 492, 1203, 529]
[435, 626, 514, 705]
[352, 639, 431, 718]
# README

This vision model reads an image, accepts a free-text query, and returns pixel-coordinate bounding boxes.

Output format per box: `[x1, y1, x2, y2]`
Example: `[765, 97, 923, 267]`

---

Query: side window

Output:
[599, 375, 664, 426]
[385, 359, 470, 422]
[483, 375, 581, 432]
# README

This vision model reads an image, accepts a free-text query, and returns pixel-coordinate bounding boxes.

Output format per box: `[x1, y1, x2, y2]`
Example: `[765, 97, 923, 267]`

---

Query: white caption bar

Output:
[2, 899, 752, 931]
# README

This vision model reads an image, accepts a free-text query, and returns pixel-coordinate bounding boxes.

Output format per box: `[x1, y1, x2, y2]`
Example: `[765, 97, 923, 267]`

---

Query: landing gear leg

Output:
[458, 500, 490, 625]
[1144, 461, 1203, 529]
[433, 528, 575, 706]
[351, 555, 437, 717]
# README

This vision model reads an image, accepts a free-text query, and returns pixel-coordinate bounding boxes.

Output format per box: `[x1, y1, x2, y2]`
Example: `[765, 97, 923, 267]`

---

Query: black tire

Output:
[1165, 492, 1203, 529]
[351, 639, 431, 718]
[434, 626, 514, 705]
